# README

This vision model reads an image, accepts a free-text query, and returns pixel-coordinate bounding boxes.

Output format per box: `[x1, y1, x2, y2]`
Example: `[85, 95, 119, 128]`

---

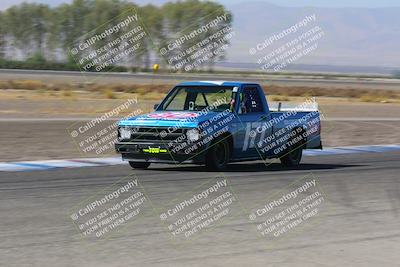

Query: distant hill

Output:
[225, 1, 400, 69]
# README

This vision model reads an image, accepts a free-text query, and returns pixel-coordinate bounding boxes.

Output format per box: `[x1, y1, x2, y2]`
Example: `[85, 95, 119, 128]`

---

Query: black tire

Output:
[205, 138, 230, 171]
[280, 129, 304, 167]
[129, 161, 151, 169]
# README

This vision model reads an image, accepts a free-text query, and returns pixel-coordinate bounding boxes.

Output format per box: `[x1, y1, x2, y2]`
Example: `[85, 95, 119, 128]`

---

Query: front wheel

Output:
[129, 161, 151, 169]
[205, 138, 230, 171]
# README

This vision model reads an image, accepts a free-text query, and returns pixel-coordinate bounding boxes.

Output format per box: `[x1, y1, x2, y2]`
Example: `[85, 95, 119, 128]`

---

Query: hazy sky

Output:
[221, 0, 400, 8]
[2, 0, 400, 10]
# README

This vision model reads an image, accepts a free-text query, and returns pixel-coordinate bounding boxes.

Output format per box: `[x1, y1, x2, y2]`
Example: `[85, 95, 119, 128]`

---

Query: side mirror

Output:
[153, 104, 159, 110]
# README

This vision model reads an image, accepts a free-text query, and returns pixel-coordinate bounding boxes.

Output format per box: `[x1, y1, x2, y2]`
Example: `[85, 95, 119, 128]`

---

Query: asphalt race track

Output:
[1, 151, 399, 267]
[1, 69, 400, 90]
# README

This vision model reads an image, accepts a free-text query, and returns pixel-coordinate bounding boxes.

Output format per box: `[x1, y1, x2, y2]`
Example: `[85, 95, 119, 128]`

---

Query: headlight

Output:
[119, 127, 131, 140]
[186, 129, 200, 142]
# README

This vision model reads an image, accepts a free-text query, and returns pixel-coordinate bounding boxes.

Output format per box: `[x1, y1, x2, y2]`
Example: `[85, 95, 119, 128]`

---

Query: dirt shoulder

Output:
[1, 89, 399, 119]
[1, 120, 400, 162]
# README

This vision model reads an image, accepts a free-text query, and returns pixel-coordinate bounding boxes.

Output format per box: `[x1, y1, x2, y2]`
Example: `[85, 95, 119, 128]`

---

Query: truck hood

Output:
[118, 111, 220, 128]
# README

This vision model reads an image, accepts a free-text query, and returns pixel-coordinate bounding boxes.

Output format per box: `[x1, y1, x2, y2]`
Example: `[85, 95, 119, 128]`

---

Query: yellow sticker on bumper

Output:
[143, 147, 168, 154]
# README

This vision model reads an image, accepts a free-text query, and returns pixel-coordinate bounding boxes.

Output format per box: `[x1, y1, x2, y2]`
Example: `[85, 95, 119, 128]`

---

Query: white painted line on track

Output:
[1, 144, 399, 172]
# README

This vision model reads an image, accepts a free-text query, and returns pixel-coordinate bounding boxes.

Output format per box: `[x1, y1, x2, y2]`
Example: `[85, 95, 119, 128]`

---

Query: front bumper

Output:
[115, 141, 206, 164]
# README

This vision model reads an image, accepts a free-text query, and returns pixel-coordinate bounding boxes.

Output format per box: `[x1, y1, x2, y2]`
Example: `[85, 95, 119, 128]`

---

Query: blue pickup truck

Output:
[115, 81, 322, 170]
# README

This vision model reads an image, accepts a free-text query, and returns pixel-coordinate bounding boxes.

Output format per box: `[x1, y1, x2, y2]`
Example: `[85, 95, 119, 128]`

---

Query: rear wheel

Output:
[280, 129, 304, 167]
[129, 161, 151, 169]
[205, 138, 230, 171]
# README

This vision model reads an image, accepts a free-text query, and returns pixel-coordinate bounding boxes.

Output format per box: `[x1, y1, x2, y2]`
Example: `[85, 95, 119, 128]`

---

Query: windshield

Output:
[160, 86, 235, 112]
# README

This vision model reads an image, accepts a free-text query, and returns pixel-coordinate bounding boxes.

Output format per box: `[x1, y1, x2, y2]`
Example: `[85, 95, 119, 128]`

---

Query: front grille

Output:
[123, 127, 185, 141]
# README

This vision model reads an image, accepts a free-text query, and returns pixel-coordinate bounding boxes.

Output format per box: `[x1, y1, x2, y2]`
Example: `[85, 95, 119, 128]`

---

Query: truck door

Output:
[235, 86, 272, 158]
